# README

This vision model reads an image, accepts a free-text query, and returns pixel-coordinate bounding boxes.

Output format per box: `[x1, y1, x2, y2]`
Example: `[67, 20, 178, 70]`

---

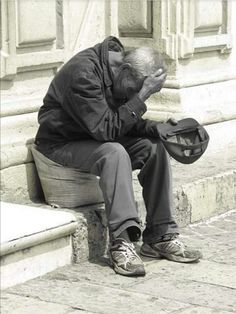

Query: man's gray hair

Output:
[124, 47, 166, 78]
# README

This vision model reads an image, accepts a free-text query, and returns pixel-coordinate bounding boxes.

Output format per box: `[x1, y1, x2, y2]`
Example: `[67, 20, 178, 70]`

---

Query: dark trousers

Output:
[37, 136, 178, 243]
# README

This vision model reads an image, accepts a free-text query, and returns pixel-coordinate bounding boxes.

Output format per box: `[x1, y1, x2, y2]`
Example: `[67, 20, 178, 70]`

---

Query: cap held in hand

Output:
[157, 118, 210, 164]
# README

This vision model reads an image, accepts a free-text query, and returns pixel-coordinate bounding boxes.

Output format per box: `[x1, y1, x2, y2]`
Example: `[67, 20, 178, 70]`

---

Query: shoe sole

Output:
[113, 263, 146, 277]
[109, 254, 146, 277]
[140, 248, 201, 263]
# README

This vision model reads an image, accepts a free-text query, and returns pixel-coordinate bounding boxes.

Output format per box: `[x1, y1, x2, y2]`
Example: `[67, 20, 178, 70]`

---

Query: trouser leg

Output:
[87, 142, 141, 241]
[36, 141, 141, 241]
[118, 137, 179, 244]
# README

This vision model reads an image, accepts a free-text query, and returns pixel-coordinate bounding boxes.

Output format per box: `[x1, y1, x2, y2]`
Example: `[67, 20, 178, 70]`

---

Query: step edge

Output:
[0, 222, 77, 257]
[173, 169, 236, 191]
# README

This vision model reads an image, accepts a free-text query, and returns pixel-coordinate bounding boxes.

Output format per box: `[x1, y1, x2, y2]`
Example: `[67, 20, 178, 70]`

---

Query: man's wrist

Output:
[138, 89, 150, 102]
[126, 94, 147, 118]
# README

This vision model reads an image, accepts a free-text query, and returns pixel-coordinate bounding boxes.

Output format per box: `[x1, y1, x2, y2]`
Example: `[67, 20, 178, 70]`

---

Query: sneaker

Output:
[109, 238, 146, 276]
[140, 234, 202, 263]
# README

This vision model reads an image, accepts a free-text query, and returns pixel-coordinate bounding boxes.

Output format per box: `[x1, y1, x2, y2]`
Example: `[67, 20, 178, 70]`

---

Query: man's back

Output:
[35, 38, 118, 144]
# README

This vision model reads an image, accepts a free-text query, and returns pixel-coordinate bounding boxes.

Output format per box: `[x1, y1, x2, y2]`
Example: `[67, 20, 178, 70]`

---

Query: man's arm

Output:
[126, 68, 168, 138]
[127, 116, 179, 138]
[62, 71, 147, 142]
[126, 119, 161, 138]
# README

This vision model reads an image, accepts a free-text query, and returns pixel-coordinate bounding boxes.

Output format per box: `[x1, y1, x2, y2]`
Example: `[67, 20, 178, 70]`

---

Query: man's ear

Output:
[119, 63, 132, 71]
[114, 63, 134, 79]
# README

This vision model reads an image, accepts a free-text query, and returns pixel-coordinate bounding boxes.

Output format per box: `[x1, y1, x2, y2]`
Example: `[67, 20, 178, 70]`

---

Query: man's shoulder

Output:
[52, 49, 100, 87]
[67, 47, 101, 74]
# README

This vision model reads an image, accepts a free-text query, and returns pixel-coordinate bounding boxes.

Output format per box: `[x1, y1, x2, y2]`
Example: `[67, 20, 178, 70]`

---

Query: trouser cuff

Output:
[142, 221, 179, 244]
[110, 219, 142, 242]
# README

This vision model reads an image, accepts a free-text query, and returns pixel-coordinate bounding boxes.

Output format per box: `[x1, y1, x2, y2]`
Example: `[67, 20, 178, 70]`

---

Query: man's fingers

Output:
[167, 117, 178, 125]
[153, 72, 167, 81]
[151, 68, 166, 78]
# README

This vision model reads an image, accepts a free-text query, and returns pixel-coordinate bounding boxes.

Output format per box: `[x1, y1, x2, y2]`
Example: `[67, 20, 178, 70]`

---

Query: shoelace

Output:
[163, 238, 186, 254]
[171, 239, 185, 249]
[113, 241, 140, 262]
[154, 237, 185, 254]
[160, 233, 179, 242]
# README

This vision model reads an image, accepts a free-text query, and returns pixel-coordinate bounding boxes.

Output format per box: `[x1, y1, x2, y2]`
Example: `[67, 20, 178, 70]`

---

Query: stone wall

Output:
[1, 0, 236, 203]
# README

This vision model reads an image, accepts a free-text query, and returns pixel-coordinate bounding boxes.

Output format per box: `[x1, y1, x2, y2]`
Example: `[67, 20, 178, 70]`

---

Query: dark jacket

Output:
[35, 36, 160, 144]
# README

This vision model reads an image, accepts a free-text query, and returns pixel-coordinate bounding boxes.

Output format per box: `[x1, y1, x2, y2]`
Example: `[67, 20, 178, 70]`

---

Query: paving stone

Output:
[207, 246, 236, 265]
[0, 293, 71, 314]
[183, 238, 236, 265]
[128, 276, 236, 312]
[66, 311, 96, 314]
[4, 279, 188, 314]
[209, 218, 236, 232]
[171, 305, 235, 314]
[144, 259, 236, 289]
[187, 224, 229, 236]
[6, 260, 158, 294]
[177, 231, 236, 265]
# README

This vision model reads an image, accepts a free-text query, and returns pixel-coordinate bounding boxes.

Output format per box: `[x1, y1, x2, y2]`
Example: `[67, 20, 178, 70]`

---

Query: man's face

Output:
[112, 64, 144, 100]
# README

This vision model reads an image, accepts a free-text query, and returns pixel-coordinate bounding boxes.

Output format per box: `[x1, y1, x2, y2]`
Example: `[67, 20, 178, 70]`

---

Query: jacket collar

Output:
[100, 36, 124, 87]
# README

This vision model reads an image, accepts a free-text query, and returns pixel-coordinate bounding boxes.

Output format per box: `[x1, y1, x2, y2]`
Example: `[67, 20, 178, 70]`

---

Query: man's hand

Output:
[166, 117, 178, 125]
[138, 68, 167, 102]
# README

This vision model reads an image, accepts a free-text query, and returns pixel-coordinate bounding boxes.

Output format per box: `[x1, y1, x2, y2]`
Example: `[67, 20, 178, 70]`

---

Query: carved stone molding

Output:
[156, 0, 195, 59]
[193, 0, 232, 54]
[157, 0, 231, 58]
[0, 0, 64, 80]
[16, 0, 56, 48]
[110, 0, 232, 60]
[0, 0, 17, 79]
[118, 0, 153, 38]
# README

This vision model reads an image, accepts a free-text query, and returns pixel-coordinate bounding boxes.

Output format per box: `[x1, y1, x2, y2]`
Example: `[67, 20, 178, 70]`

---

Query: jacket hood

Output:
[99, 36, 124, 87]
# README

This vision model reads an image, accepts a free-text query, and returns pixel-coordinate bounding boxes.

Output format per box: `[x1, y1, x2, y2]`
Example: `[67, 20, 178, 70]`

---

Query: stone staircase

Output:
[0, 202, 77, 289]
[1, 119, 236, 289]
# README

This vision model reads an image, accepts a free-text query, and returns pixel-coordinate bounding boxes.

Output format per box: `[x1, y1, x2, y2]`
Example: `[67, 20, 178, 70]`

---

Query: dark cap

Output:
[157, 118, 210, 164]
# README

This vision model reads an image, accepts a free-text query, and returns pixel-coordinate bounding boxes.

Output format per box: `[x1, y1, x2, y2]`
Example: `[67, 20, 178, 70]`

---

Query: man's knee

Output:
[138, 138, 164, 155]
[139, 138, 170, 166]
[102, 142, 129, 159]
[151, 138, 168, 154]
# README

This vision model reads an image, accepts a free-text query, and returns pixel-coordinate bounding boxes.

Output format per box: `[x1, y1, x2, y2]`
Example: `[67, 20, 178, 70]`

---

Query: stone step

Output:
[0, 202, 77, 289]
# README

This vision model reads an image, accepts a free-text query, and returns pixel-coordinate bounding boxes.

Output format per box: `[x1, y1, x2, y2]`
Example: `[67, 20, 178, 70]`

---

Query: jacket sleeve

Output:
[62, 71, 147, 142]
[126, 118, 161, 138]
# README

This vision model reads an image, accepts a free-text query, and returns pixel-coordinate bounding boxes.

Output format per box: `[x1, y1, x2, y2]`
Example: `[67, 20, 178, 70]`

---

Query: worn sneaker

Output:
[140, 234, 202, 263]
[109, 238, 146, 276]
